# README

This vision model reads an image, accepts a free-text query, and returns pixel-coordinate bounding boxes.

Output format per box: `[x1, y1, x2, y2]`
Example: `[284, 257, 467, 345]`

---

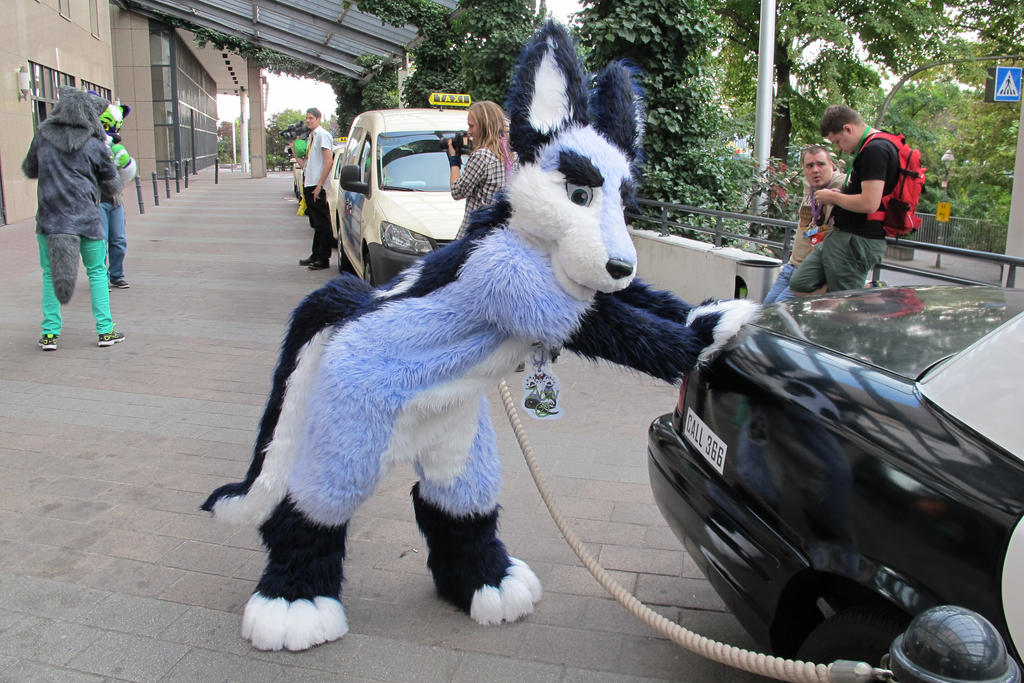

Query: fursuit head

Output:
[202, 21, 759, 652]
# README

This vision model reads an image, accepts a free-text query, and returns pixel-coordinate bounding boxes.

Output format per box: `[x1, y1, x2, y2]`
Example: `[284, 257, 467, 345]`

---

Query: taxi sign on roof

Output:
[429, 93, 472, 108]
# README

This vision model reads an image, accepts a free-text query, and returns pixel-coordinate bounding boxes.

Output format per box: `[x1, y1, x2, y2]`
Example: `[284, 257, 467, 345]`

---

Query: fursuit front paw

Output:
[469, 557, 543, 625]
[240, 592, 349, 651]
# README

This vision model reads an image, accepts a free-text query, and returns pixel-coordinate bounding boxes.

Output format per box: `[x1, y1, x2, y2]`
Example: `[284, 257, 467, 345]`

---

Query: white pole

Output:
[753, 0, 776, 172]
[753, 0, 774, 174]
[749, 0, 777, 216]
[240, 86, 251, 174]
[1005, 100, 1024, 260]
[231, 119, 237, 170]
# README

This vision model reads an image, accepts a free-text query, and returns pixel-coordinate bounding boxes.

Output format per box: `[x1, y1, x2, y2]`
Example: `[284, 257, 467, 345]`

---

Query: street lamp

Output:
[937, 149, 955, 267]
[941, 149, 955, 197]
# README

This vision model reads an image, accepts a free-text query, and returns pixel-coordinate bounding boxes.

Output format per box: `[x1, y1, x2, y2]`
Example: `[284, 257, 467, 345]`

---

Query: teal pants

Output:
[37, 234, 114, 335]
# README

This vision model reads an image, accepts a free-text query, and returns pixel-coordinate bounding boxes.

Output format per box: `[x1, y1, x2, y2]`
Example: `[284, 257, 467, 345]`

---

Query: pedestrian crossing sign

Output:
[994, 66, 1022, 102]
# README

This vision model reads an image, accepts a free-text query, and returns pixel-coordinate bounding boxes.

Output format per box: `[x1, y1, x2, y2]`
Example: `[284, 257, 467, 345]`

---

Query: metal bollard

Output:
[174, 161, 181, 193]
[151, 171, 159, 206]
[183, 159, 189, 188]
[215, 159, 218, 184]
[164, 168, 171, 198]
[134, 175, 145, 215]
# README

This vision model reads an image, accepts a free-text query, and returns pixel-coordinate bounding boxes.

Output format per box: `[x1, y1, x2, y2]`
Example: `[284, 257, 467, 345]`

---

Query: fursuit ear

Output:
[590, 60, 645, 167]
[507, 21, 588, 164]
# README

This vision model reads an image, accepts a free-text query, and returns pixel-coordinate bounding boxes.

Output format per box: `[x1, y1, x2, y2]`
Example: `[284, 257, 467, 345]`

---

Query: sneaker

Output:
[307, 261, 330, 270]
[298, 256, 316, 266]
[110, 279, 130, 289]
[98, 330, 126, 347]
[38, 334, 59, 351]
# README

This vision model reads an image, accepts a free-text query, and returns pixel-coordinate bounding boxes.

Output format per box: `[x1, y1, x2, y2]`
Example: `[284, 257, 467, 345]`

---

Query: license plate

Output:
[683, 407, 727, 475]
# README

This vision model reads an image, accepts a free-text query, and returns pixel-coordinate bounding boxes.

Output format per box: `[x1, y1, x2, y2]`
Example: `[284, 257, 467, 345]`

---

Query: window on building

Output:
[150, 26, 177, 169]
[80, 81, 112, 102]
[29, 61, 75, 130]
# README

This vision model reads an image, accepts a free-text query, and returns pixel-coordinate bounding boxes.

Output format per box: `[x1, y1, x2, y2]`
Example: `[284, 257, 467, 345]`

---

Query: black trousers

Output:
[304, 186, 333, 263]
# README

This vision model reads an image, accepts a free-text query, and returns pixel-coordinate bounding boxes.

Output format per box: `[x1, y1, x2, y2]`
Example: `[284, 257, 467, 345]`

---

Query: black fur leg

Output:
[257, 497, 348, 601]
[411, 482, 510, 612]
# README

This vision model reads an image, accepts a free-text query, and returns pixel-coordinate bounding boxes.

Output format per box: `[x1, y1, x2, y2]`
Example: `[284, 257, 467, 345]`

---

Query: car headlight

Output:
[380, 222, 434, 255]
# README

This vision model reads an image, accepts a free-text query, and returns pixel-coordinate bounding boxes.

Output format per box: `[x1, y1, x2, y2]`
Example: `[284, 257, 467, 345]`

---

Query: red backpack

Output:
[856, 131, 926, 237]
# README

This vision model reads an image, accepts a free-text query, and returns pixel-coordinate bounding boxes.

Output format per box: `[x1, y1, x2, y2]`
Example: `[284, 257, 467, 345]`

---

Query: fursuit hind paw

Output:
[412, 483, 541, 623]
[241, 593, 348, 651]
[469, 557, 543, 625]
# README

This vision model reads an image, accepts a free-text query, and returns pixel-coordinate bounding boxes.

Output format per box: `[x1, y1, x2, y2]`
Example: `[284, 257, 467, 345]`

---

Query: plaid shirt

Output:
[452, 148, 515, 238]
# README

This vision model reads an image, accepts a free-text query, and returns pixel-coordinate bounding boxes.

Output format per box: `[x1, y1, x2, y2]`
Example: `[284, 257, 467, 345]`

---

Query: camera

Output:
[440, 134, 470, 156]
[280, 120, 308, 142]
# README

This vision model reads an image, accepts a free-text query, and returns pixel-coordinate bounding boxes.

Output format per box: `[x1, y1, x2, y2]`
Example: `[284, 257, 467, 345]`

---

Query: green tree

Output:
[265, 108, 306, 170]
[357, 0, 461, 108]
[358, 55, 399, 111]
[577, 0, 745, 209]
[453, 0, 546, 103]
[217, 119, 240, 164]
[715, 0, 957, 160]
[854, 67, 1018, 234]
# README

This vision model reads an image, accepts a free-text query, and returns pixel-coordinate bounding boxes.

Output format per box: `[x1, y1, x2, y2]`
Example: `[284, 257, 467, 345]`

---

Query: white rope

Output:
[497, 378, 836, 683]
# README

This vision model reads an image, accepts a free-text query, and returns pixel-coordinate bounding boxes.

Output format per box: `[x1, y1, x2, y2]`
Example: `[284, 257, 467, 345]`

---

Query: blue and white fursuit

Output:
[202, 22, 759, 652]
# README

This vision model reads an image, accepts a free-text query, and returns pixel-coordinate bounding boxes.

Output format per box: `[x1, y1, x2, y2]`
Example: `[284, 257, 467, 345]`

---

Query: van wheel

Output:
[362, 248, 375, 286]
[795, 605, 908, 665]
[336, 222, 355, 275]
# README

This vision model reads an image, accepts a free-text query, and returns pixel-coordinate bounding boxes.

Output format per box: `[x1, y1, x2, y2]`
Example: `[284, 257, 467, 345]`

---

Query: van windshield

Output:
[377, 131, 464, 192]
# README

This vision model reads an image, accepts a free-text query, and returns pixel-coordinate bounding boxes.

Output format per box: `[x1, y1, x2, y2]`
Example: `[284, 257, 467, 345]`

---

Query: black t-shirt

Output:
[832, 136, 899, 239]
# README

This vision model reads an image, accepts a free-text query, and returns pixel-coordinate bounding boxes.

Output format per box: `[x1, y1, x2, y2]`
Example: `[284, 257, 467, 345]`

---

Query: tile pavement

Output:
[0, 171, 769, 682]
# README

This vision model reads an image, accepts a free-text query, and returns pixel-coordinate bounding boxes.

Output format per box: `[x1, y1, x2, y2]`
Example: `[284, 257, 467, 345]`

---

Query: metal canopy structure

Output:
[122, 0, 456, 81]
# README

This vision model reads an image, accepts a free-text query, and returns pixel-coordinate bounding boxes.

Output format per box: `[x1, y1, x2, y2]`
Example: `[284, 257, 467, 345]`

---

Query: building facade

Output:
[2, 1, 225, 226]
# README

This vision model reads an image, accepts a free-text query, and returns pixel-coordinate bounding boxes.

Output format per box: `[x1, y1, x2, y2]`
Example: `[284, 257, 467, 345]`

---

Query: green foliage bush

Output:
[577, 0, 743, 216]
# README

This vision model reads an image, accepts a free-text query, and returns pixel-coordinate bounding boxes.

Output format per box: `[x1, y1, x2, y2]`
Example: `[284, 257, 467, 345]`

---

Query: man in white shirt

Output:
[297, 108, 335, 270]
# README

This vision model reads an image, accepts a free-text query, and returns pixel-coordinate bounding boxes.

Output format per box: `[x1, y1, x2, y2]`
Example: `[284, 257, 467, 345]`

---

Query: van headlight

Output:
[380, 222, 434, 255]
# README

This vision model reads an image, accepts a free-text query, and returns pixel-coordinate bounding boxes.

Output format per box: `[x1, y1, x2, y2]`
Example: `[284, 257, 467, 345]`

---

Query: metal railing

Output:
[629, 198, 798, 256]
[905, 213, 1007, 253]
[627, 198, 1023, 289]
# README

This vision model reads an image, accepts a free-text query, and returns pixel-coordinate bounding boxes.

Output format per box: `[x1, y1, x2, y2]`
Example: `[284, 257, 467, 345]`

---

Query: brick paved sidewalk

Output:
[0, 172, 765, 682]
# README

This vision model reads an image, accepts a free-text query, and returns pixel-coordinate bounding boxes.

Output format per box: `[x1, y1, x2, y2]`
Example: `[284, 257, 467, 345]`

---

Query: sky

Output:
[216, 0, 581, 124]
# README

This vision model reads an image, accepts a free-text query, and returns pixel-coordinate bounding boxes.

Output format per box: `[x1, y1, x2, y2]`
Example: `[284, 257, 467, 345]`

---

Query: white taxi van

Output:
[335, 108, 470, 283]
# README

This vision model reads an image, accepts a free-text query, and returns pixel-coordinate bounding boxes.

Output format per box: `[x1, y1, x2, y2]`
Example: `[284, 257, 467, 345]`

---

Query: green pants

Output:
[38, 234, 114, 335]
[789, 230, 886, 294]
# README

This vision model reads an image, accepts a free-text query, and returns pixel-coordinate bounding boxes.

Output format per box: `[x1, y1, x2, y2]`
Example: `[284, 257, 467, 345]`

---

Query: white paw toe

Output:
[241, 592, 348, 651]
[508, 557, 543, 602]
[283, 599, 326, 651]
[469, 585, 504, 625]
[314, 596, 349, 642]
[469, 559, 542, 626]
[244, 593, 289, 651]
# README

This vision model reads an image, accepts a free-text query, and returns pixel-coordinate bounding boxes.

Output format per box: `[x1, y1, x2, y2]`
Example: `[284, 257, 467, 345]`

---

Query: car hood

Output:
[377, 190, 464, 241]
[756, 286, 1024, 378]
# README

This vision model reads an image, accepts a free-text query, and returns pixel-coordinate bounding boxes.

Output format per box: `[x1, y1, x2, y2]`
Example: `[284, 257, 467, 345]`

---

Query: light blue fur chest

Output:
[288, 229, 589, 524]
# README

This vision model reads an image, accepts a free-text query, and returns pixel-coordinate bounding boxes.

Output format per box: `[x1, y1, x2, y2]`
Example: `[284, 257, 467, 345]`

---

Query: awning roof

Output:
[122, 0, 456, 84]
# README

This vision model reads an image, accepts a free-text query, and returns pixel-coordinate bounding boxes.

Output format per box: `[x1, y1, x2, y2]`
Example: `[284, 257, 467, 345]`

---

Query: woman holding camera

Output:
[448, 100, 516, 239]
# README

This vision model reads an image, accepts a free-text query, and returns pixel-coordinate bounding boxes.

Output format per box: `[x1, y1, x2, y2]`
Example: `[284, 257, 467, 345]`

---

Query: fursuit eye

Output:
[566, 183, 594, 207]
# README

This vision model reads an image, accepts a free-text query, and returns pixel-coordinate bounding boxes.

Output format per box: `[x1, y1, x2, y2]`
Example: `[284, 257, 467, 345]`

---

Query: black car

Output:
[647, 286, 1024, 665]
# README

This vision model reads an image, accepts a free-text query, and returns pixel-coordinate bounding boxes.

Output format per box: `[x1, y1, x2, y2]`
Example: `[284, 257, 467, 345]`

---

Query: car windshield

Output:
[918, 311, 1024, 456]
[377, 131, 462, 192]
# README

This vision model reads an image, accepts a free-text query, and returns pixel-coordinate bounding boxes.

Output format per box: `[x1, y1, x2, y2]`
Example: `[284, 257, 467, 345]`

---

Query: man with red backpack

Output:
[790, 105, 910, 295]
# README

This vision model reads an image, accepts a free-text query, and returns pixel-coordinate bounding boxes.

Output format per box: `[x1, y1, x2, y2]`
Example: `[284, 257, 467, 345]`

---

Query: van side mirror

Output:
[340, 164, 369, 195]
